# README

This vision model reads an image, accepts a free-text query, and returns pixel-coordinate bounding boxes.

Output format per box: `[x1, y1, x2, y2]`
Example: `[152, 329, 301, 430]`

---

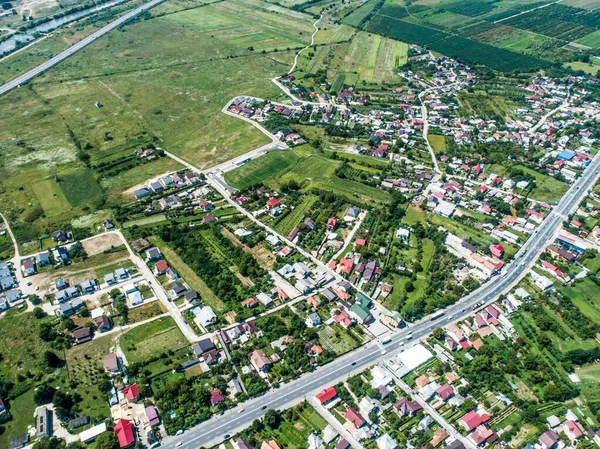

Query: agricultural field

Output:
[0, 0, 318, 248]
[120, 316, 188, 364]
[225, 151, 300, 190]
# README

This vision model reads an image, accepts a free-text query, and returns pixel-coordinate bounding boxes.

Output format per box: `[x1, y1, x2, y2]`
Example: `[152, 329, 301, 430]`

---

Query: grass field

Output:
[120, 316, 187, 364]
[224, 151, 300, 190]
[427, 134, 447, 154]
[148, 235, 226, 312]
[275, 195, 318, 236]
[32, 178, 72, 217]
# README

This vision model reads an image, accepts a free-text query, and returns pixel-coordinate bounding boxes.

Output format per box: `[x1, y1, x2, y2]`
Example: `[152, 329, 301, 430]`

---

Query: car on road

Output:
[176, 442, 182, 448]
[261, 405, 267, 410]
[224, 434, 230, 439]
[238, 408, 244, 413]
[175, 430, 184, 436]
[351, 361, 356, 366]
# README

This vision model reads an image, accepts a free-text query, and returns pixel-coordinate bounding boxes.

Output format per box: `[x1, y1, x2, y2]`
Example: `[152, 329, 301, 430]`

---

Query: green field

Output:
[275, 195, 318, 236]
[224, 151, 300, 190]
[427, 134, 447, 154]
[32, 179, 72, 217]
[120, 316, 188, 364]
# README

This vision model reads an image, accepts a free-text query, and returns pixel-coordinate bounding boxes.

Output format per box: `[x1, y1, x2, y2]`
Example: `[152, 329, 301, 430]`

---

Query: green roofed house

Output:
[381, 308, 403, 328]
[349, 303, 372, 324]
[356, 292, 372, 310]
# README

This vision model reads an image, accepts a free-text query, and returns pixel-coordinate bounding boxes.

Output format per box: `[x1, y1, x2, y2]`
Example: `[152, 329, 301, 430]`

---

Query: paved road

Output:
[159, 146, 600, 449]
[0, 0, 166, 96]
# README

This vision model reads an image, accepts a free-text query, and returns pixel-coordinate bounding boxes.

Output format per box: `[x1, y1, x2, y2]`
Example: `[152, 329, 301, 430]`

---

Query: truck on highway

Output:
[428, 311, 445, 321]
[378, 336, 392, 345]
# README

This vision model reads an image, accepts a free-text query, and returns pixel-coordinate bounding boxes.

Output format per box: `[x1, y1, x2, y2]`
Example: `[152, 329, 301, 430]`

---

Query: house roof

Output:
[122, 384, 139, 401]
[344, 407, 365, 428]
[114, 419, 135, 447]
[316, 387, 337, 404]
[104, 353, 119, 372]
[146, 405, 160, 426]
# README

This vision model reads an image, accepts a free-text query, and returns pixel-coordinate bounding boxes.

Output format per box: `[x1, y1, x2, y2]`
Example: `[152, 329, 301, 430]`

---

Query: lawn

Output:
[32, 178, 72, 217]
[560, 279, 600, 321]
[148, 235, 225, 312]
[576, 363, 600, 386]
[120, 316, 188, 364]
[128, 301, 167, 323]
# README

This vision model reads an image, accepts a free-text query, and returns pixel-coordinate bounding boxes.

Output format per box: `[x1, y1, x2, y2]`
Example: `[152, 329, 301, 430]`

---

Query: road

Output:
[159, 143, 600, 449]
[528, 87, 570, 135]
[0, 0, 166, 96]
[288, 14, 322, 75]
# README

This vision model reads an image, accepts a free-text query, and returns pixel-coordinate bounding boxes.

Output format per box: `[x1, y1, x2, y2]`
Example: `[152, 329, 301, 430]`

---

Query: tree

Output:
[44, 351, 64, 368]
[96, 431, 120, 449]
[34, 385, 56, 405]
[264, 409, 281, 429]
[33, 437, 63, 449]
[432, 327, 445, 341]
[32, 307, 46, 319]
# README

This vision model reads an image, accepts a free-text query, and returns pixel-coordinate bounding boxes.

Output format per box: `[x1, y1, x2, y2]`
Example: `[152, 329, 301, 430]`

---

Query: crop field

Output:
[335, 31, 408, 83]
[342, 0, 382, 27]
[224, 151, 300, 190]
[274, 195, 318, 236]
[32, 178, 71, 217]
[427, 134, 446, 154]
[120, 316, 187, 364]
[58, 169, 105, 207]
[576, 30, 600, 47]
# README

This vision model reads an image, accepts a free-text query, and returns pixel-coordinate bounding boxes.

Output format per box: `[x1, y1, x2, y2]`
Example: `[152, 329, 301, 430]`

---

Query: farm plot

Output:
[120, 317, 187, 364]
[32, 178, 71, 217]
[342, 0, 382, 27]
[274, 195, 318, 236]
[224, 151, 300, 190]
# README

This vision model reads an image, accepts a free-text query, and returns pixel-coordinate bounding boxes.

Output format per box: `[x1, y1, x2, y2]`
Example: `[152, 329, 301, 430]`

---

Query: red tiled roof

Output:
[115, 419, 135, 448]
[316, 387, 337, 404]
[123, 384, 139, 401]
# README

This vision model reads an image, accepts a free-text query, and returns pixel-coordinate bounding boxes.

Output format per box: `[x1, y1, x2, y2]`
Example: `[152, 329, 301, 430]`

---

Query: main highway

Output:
[0, 0, 166, 96]
[160, 145, 600, 449]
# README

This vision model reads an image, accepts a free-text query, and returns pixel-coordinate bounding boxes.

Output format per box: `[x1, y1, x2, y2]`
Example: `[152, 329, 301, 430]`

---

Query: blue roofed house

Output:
[0, 276, 16, 291]
[115, 268, 129, 280]
[134, 187, 152, 199]
[58, 302, 74, 316]
[55, 278, 68, 290]
[104, 272, 117, 286]
[0, 297, 8, 311]
[557, 150, 576, 161]
[149, 181, 164, 193]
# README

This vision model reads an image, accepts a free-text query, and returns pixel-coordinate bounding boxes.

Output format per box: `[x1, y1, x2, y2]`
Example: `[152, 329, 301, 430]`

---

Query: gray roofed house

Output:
[104, 272, 117, 285]
[72, 298, 84, 310]
[35, 406, 51, 438]
[134, 187, 152, 199]
[145, 247, 162, 261]
[228, 378, 243, 396]
[236, 437, 255, 449]
[80, 280, 97, 293]
[51, 230, 70, 242]
[69, 416, 88, 430]
[103, 353, 119, 373]
[0, 297, 8, 311]
[346, 207, 360, 219]
[444, 440, 466, 449]
[36, 252, 50, 266]
[59, 303, 74, 316]
[171, 282, 187, 297]
[194, 339, 216, 356]
[322, 288, 338, 302]
[5, 289, 21, 303]
[115, 267, 129, 279]
[149, 181, 164, 193]
[1, 276, 16, 291]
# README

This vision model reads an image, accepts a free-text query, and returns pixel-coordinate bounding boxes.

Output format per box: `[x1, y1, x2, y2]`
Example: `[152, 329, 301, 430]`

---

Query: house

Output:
[9, 434, 29, 449]
[250, 349, 272, 372]
[306, 312, 321, 327]
[266, 198, 282, 209]
[459, 410, 491, 431]
[431, 428, 448, 448]
[36, 252, 50, 267]
[344, 407, 365, 428]
[104, 353, 120, 373]
[5, 289, 21, 303]
[345, 207, 360, 221]
[55, 278, 68, 290]
[123, 384, 140, 402]
[444, 441, 466, 449]
[53, 246, 69, 261]
[114, 419, 135, 448]
[435, 384, 455, 401]
[210, 389, 224, 405]
[146, 405, 160, 427]
[51, 230, 70, 243]
[72, 327, 92, 344]
[69, 417, 89, 431]
[23, 259, 36, 276]
[564, 420, 585, 441]
[316, 387, 337, 404]
[35, 406, 52, 438]
[242, 298, 259, 308]
[95, 315, 113, 332]
[134, 187, 152, 199]
[539, 430, 559, 449]
[228, 378, 244, 397]
[80, 280, 97, 294]
[154, 260, 169, 275]
[349, 303, 372, 324]
[170, 282, 187, 297]
[490, 244, 504, 258]
[257, 292, 273, 306]
[195, 306, 217, 328]
[236, 438, 256, 449]
[184, 290, 199, 304]
[103, 219, 114, 230]
[145, 247, 162, 261]
[194, 339, 216, 357]
[394, 398, 422, 416]
[261, 441, 281, 449]
[327, 217, 338, 230]
[376, 434, 397, 449]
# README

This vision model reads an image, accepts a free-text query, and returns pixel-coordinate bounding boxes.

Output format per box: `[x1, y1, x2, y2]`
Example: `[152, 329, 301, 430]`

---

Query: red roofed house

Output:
[435, 384, 455, 401]
[472, 338, 484, 350]
[476, 185, 488, 194]
[327, 217, 338, 230]
[316, 387, 337, 404]
[355, 238, 366, 247]
[334, 309, 352, 328]
[266, 198, 281, 209]
[460, 411, 490, 431]
[490, 244, 504, 258]
[114, 419, 135, 448]
[470, 425, 498, 446]
[122, 384, 140, 402]
[154, 260, 169, 275]
[344, 407, 366, 428]
[564, 420, 585, 441]
[339, 258, 354, 275]
[210, 389, 225, 405]
[242, 298, 259, 308]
